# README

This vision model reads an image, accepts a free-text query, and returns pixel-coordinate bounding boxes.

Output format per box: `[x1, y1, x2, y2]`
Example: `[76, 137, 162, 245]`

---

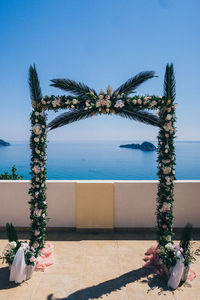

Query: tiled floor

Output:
[0, 232, 200, 300]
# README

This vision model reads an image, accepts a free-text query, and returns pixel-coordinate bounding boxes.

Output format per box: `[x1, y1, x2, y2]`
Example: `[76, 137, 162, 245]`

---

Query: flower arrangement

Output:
[1, 241, 36, 266]
[0, 223, 36, 267]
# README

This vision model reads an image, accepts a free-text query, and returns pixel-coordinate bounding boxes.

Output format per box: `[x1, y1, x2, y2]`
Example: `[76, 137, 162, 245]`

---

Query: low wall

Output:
[0, 180, 199, 228]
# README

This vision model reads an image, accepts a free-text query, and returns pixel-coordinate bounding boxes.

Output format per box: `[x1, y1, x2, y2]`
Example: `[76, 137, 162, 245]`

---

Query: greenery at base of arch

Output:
[28, 64, 178, 271]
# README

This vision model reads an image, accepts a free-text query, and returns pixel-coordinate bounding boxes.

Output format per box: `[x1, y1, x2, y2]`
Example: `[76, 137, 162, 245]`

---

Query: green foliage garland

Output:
[156, 64, 177, 269]
[29, 65, 48, 257]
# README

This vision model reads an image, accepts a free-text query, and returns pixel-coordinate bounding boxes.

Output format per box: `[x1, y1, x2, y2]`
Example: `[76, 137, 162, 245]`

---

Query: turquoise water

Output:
[0, 141, 199, 180]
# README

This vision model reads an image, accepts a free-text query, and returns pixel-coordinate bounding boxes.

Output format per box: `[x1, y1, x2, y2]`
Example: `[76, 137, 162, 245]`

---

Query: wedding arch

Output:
[29, 64, 176, 270]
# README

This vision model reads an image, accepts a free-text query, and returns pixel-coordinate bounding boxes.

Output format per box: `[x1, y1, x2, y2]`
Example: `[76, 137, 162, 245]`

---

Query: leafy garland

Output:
[28, 65, 48, 257]
[28, 64, 177, 270]
[156, 64, 177, 270]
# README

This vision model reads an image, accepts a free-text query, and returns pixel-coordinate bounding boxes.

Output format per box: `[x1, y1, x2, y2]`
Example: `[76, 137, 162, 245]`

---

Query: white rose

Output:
[9, 241, 17, 249]
[137, 99, 142, 105]
[32, 124, 42, 135]
[114, 100, 124, 108]
[34, 137, 39, 143]
[165, 242, 173, 250]
[52, 100, 58, 107]
[133, 99, 137, 104]
[166, 114, 172, 120]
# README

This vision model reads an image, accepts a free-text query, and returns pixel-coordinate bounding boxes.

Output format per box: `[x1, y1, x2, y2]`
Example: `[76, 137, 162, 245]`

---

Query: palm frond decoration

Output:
[29, 64, 42, 106]
[113, 71, 156, 96]
[6, 223, 18, 243]
[48, 108, 161, 130]
[50, 79, 97, 97]
[117, 109, 161, 127]
[163, 63, 176, 101]
[48, 108, 97, 130]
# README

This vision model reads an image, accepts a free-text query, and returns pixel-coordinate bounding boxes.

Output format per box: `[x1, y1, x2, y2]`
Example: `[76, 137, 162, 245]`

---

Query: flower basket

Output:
[26, 265, 35, 280]
[9, 264, 35, 281]
[181, 266, 190, 283]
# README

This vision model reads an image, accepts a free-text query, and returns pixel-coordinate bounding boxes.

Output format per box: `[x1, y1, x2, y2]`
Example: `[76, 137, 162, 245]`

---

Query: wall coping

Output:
[0, 180, 200, 183]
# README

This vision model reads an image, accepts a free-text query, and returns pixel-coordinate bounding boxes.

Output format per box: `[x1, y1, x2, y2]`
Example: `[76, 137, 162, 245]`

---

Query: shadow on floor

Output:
[1, 230, 200, 242]
[47, 267, 172, 300]
[0, 267, 19, 290]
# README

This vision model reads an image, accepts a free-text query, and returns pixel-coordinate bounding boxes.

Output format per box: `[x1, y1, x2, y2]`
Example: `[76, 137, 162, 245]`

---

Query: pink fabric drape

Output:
[35, 242, 54, 272]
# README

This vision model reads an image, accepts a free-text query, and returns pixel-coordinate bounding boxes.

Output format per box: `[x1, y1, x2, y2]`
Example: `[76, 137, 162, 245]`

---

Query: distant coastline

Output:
[0, 139, 10, 146]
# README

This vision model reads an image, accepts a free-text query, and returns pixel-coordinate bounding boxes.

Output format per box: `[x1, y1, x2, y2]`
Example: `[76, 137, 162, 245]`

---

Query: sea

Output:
[0, 141, 199, 180]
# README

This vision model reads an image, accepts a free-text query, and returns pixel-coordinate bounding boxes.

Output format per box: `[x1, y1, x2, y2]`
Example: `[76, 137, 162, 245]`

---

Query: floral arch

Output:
[29, 64, 176, 270]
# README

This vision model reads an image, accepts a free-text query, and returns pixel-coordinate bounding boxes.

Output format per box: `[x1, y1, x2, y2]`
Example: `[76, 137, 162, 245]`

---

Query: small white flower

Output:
[9, 241, 17, 249]
[52, 100, 58, 107]
[34, 137, 39, 143]
[137, 99, 142, 105]
[35, 112, 39, 116]
[114, 100, 124, 108]
[165, 242, 173, 250]
[133, 99, 137, 104]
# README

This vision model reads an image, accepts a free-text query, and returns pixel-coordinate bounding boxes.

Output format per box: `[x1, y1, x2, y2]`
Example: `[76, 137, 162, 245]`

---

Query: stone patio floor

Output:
[0, 231, 200, 300]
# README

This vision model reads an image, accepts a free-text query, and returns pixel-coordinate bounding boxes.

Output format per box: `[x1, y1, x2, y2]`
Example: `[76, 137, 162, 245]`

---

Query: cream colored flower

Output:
[32, 124, 42, 135]
[72, 99, 78, 105]
[34, 137, 39, 143]
[9, 241, 17, 249]
[166, 114, 172, 121]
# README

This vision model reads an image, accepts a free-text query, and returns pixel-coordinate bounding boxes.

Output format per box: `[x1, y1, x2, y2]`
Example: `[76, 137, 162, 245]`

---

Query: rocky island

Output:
[0, 139, 10, 146]
[120, 141, 156, 151]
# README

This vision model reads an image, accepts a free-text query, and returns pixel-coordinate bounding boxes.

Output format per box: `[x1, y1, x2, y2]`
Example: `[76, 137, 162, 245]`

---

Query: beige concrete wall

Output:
[0, 181, 76, 227]
[114, 181, 157, 227]
[0, 180, 199, 228]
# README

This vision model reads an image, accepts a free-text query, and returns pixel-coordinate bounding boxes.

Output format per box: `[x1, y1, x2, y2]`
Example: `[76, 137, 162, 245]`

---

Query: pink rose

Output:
[162, 225, 167, 229]
[168, 108, 171, 112]
[33, 242, 39, 248]
[105, 95, 110, 100]
[100, 99, 107, 106]
[42, 100, 46, 105]
[30, 256, 36, 263]
[165, 134, 169, 138]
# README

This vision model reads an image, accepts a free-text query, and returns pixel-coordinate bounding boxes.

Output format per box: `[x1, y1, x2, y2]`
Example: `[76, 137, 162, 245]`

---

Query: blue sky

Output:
[0, 0, 199, 141]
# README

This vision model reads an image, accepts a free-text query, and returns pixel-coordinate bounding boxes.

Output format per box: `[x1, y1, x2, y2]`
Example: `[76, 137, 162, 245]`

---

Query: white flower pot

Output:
[181, 266, 190, 282]
[9, 264, 35, 282]
[26, 265, 35, 280]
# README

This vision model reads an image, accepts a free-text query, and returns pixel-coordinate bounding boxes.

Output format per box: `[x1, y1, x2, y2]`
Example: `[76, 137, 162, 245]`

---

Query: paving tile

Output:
[0, 233, 199, 300]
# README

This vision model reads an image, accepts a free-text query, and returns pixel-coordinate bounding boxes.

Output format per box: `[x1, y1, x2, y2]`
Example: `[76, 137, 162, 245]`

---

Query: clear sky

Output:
[0, 0, 199, 142]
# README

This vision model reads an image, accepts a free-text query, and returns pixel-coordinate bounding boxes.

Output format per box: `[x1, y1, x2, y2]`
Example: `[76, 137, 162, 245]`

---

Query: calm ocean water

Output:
[0, 141, 199, 180]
